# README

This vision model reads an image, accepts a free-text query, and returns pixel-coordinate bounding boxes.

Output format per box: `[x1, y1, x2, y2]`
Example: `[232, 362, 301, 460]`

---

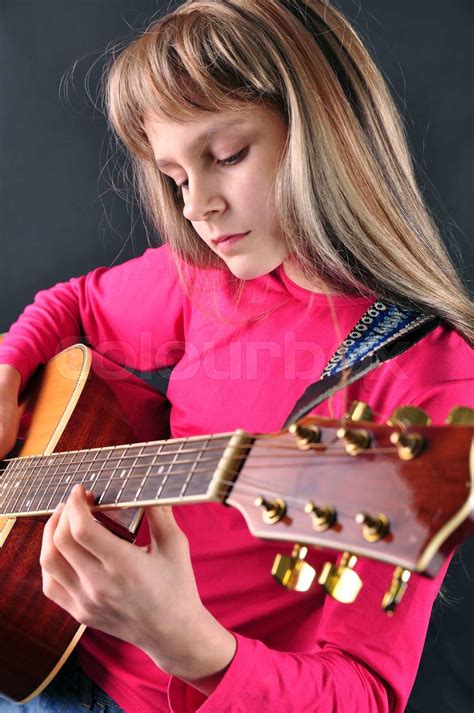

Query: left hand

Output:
[40, 485, 236, 684]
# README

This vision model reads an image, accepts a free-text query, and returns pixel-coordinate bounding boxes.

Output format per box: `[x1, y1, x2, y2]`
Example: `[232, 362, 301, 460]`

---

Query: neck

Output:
[0, 431, 254, 517]
[282, 260, 330, 294]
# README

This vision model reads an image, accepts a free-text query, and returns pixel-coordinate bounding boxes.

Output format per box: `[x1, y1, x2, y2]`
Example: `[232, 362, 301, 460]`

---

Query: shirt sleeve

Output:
[167, 376, 472, 713]
[0, 245, 186, 392]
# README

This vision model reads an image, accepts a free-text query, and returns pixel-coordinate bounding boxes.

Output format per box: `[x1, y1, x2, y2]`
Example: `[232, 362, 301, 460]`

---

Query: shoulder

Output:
[82, 243, 184, 295]
[400, 323, 473, 383]
[356, 324, 473, 424]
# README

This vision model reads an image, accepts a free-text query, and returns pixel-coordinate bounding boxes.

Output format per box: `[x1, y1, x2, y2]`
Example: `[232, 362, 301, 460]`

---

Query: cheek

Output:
[236, 171, 275, 217]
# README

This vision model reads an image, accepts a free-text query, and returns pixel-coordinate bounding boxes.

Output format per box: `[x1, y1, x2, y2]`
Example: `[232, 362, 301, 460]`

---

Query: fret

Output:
[113, 446, 141, 504]
[45, 451, 81, 511]
[0, 457, 22, 514]
[131, 446, 146, 501]
[96, 448, 118, 506]
[115, 448, 137, 503]
[88, 448, 113, 504]
[16, 455, 51, 514]
[83, 450, 106, 488]
[35, 452, 67, 512]
[0, 457, 18, 512]
[94, 445, 152, 506]
[181, 439, 220, 498]
[97, 446, 133, 505]
[2, 454, 33, 515]
[31, 452, 58, 512]
[76, 449, 101, 490]
[57, 450, 85, 493]
[116, 446, 161, 505]
[38, 449, 91, 512]
[179, 438, 208, 499]
[156, 441, 190, 501]
[151, 442, 178, 500]
[183, 437, 231, 498]
[35, 453, 63, 512]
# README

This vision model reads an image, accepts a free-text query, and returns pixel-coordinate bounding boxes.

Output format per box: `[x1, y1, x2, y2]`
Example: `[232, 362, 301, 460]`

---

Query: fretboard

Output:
[0, 430, 253, 517]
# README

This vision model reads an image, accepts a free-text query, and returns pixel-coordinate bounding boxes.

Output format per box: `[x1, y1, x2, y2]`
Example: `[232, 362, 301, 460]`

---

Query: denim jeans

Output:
[0, 655, 123, 712]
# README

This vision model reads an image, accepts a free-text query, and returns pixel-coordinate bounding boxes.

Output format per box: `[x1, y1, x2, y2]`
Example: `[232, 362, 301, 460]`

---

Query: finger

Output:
[64, 485, 132, 564]
[40, 503, 83, 593]
[146, 505, 188, 555]
[51, 491, 103, 576]
[41, 568, 79, 616]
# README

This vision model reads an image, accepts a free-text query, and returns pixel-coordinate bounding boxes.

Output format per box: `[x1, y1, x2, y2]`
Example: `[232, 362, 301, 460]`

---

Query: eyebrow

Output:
[155, 118, 249, 168]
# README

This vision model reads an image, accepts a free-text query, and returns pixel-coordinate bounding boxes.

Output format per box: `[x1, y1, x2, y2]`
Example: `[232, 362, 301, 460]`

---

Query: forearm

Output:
[143, 606, 237, 696]
[168, 634, 392, 713]
[0, 364, 21, 398]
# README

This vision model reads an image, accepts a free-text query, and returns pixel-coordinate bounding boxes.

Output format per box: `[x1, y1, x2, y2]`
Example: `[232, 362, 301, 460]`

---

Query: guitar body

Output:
[0, 345, 171, 703]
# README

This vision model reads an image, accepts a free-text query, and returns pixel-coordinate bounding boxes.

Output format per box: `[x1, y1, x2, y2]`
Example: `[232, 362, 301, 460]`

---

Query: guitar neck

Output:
[0, 430, 254, 518]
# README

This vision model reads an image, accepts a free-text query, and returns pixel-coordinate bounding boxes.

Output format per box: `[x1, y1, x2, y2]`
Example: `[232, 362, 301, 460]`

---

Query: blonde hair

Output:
[103, 0, 473, 341]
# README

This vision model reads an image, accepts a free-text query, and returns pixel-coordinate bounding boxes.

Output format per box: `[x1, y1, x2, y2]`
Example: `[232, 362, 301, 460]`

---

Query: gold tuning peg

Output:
[289, 422, 321, 450]
[272, 544, 317, 592]
[446, 406, 474, 426]
[305, 501, 337, 531]
[346, 400, 373, 422]
[318, 552, 363, 603]
[381, 566, 411, 616]
[336, 427, 371, 456]
[254, 496, 287, 524]
[387, 406, 431, 428]
[389, 431, 424, 460]
[355, 512, 390, 542]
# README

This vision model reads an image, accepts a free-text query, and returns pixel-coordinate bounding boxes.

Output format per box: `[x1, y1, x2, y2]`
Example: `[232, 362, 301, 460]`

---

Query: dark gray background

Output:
[1, 2, 473, 711]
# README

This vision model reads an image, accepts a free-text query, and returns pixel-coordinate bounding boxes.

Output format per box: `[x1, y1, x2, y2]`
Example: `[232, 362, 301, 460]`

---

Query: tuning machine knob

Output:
[272, 544, 317, 592]
[355, 512, 390, 542]
[318, 552, 363, 603]
[389, 431, 424, 460]
[346, 400, 374, 422]
[305, 501, 337, 531]
[446, 406, 474, 425]
[388, 406, 431, 428]
[336, 427, 371, 456]
[254, 496, 286, 524]
[381, 566, 411, 615]
[289, 422, 321, 450]
[387, 405, 429, 460]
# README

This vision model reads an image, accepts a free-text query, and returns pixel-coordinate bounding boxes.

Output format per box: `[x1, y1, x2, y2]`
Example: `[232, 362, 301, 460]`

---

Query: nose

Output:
[182, 176, 225, 222]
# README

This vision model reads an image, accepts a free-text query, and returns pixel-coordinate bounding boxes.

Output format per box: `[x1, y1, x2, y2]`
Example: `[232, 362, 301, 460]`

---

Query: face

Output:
[144, 104, 290, 280]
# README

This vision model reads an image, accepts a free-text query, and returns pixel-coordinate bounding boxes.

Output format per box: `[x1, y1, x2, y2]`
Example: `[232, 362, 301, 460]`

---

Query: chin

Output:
[226, 257, 283, 281]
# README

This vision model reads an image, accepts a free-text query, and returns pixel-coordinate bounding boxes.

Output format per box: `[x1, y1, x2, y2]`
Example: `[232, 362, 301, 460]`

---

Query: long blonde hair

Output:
[103, 0, 473, 341]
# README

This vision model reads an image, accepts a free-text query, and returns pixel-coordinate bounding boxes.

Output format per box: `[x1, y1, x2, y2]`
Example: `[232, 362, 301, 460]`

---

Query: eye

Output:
[217, 147, 248, 167]
[176, 147, 248, 193]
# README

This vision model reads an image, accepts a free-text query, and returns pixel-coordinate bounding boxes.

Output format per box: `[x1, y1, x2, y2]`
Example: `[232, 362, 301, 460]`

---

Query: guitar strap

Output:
[282, 300, 440, 429]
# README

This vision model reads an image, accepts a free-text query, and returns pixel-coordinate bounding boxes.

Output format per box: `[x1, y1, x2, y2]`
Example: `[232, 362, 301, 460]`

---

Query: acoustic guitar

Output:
[0, 344, 472, 703]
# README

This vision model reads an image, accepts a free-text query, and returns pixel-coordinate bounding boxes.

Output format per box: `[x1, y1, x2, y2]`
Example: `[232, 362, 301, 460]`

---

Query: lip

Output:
[211, 230, 250, 246]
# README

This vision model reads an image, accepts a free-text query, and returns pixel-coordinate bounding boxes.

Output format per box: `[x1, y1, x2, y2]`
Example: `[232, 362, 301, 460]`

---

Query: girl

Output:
[0, 1, 472, 711]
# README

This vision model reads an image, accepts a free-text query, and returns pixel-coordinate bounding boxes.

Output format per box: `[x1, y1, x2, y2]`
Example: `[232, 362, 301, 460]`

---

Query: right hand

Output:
[0, 365, 21, 459]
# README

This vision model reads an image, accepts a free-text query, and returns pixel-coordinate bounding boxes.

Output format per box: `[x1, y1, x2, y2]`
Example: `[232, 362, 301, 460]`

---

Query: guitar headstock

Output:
[226, 403, 474, 613]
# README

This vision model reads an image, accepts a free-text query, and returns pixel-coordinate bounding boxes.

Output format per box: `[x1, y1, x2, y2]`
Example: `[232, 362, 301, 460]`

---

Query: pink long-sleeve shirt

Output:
[1, 244, 472, 712]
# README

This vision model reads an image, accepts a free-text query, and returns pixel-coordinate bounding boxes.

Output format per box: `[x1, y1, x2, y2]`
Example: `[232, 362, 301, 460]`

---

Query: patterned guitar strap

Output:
[282, 300, 440, 429]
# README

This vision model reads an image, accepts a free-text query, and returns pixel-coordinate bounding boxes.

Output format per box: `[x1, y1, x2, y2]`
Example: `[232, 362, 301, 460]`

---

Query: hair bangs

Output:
[105, 4, 284, 160]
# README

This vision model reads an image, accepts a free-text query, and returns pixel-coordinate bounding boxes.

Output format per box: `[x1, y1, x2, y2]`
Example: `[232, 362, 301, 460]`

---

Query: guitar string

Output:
[0, 414, 418, 469]
[1, 472, 373, 522]
[0, 418, 420, 512]
[0, 439, 403, 473]
[0, 445, 403, 498]
[0, 445, 413, 516]
[0, 450, 383, 495]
